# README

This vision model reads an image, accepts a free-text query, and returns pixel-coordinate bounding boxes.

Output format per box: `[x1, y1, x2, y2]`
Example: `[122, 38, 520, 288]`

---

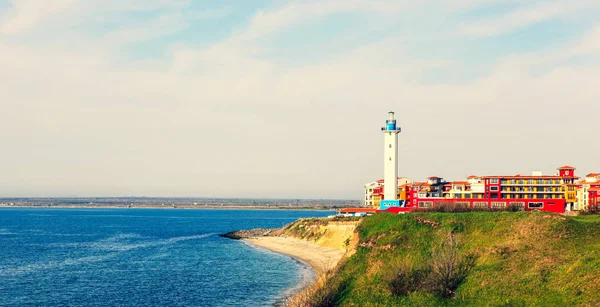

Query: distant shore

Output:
[0, 204, 341, 211]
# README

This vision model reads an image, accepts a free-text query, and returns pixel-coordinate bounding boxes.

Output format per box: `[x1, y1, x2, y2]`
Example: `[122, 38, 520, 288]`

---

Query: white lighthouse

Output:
[381, 111, 402, 208]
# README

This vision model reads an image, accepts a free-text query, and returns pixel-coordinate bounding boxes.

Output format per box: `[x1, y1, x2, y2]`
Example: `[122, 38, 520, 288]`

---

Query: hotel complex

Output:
[360, 112, 600, 214]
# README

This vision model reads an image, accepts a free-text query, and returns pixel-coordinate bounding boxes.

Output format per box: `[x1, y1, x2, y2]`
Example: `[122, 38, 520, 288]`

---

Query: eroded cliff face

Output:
[279, 218, 360, 253]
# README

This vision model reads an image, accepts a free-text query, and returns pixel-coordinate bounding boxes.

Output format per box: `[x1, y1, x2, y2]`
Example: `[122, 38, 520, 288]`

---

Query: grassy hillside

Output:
[310, 212, 600, 307]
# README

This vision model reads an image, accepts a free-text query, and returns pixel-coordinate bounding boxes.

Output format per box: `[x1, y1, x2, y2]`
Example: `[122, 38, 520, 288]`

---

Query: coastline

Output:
[243, 236, 345, 277]
[242, 240, 318, 302]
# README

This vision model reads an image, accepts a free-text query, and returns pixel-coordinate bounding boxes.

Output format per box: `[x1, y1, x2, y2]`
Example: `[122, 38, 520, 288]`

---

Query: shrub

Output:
[581, 204, 600, 215]
[426, 234, 476, 298]
[387, 264, 430, 296]
[385, 233, 476, 299]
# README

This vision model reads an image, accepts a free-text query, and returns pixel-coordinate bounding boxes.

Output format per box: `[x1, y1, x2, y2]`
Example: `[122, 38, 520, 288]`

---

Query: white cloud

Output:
[0, 0, 192, 35]
[236, 0, 411, 41]
[460, 0, 600, 37]
[0, 0, 80, 34]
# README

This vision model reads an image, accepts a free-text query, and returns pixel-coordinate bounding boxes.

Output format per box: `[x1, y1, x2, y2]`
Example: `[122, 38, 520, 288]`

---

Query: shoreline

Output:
[242, 236, 345, 277]
[242, 240, 318, 302]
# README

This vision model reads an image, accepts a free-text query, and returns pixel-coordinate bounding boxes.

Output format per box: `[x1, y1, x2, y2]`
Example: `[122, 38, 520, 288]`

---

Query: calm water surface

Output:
[0, 208, 334, 306]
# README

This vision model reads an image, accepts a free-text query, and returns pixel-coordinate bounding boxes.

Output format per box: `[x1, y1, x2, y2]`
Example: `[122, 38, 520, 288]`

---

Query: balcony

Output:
[501, 190, 563, 193]
[501, 182, 562, 186]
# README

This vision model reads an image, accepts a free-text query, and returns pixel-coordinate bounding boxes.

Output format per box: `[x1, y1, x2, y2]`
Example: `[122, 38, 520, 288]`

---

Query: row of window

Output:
[417, 201, 544, 209]
[505, 180, 562, 185]
[501, 188, 562, 192]
[451, 194, 564, 199]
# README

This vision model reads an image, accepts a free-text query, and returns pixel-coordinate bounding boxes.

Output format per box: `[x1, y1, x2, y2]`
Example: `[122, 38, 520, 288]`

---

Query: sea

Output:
[0, 208, 335, 306]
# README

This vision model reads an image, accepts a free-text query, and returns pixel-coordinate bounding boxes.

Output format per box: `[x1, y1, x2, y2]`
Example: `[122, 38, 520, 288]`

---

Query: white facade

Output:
[383, 112, 401, 201]
[576, 185, 592, 211]
[363, 181, 382, 207]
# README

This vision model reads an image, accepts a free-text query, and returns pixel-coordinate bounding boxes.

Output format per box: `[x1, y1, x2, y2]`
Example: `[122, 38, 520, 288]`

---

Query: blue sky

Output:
[1, 0, 599, 198]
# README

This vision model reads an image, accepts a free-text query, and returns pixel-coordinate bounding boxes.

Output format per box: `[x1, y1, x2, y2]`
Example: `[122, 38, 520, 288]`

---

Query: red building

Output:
[390, 166, 579, 214]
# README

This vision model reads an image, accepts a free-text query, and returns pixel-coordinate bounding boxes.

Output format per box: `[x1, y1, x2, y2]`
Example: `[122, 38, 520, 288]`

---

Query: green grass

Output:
[315, 212, 600, 306]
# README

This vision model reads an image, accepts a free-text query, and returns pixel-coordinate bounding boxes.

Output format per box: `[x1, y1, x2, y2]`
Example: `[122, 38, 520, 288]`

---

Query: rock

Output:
[219, 228, 277, 240]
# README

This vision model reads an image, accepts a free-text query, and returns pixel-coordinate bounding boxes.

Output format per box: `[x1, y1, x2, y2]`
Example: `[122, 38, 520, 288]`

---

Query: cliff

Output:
[278, 218, 359, 253]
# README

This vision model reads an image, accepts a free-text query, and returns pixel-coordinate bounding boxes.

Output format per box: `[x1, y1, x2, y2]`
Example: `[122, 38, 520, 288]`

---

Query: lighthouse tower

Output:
[380, 111, 402, 209]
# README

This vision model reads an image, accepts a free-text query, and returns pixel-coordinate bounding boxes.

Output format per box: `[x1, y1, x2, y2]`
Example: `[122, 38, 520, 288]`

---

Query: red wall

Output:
[402, 197, 565, 213]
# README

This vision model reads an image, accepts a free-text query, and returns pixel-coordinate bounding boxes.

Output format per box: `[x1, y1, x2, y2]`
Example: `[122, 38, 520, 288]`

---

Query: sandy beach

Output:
[244, 237, 345, 276]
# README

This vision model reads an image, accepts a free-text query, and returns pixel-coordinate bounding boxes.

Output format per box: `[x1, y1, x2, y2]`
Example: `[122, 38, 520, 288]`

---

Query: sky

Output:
[1, 0, 599, 199]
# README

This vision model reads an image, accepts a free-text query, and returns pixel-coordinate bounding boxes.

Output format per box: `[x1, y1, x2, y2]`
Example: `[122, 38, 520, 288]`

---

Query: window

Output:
[491, 202, 506, 208]
[455, 202, 469, 208]
[509, 202, 525, 209]
[418, 201, 433, 208]
[389, 144, 392, 148]
[490, 178, 499, 184]
[490, 186, 499, 191]
[529, 202, 543, 209]
[473, 202, 488, 208]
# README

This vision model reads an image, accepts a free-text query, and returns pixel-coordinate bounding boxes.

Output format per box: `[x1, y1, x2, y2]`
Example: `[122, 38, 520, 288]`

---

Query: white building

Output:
[575, 173, 600, 211]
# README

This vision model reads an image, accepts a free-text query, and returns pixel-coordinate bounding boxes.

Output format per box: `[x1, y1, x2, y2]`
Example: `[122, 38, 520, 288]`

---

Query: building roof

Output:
[452, 181, 470, 185]
[586, 173, 600, 177]
[482, 175, 578, 179]
[412, 182, 431, 187]
[427, 176, 441, 179]
[558, 165, 576, 169]
[467, 175, 479, 179]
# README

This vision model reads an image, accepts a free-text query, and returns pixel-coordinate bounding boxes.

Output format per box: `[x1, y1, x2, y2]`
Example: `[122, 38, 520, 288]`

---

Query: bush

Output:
[427, 234, 476, 298]
[387, 264, 430, 296]
[580, 204, 600, 215]
[386, 233, 476, 299]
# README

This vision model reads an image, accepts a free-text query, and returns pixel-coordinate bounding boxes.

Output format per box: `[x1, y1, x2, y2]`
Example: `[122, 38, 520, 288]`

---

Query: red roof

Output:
[427, 176, 441, 179]
[467, 175, 479, 179]
[413, 182, 431, 187]
[558, 165, 576, 169]
[452, 181, 470, 185]
[587, 173, 600, 177]
[338, 208, 378, 213]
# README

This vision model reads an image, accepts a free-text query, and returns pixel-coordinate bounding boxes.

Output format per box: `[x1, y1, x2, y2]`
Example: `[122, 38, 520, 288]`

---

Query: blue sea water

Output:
[0, 208, 334, 306]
